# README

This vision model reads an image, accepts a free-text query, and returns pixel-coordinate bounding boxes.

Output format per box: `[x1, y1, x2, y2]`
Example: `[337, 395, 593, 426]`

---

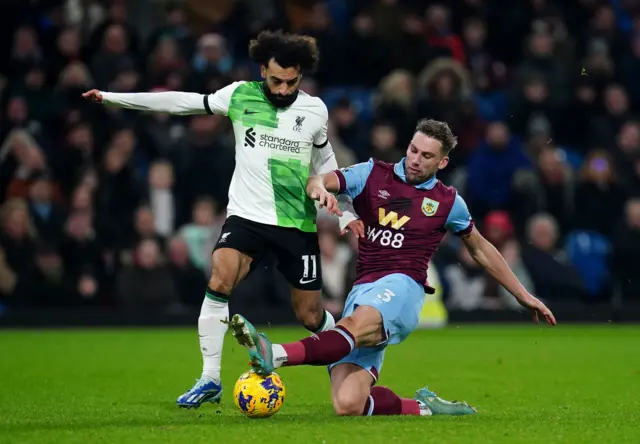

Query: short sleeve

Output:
[203, 81, 243, 116]
[445, 193, 474, 236]
[313, 103, 329, 148]
[333, 159, 375, 199]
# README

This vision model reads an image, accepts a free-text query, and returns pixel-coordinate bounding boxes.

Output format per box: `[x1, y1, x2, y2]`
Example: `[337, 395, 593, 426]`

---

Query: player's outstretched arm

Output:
[82, 89, 210, 115]
[462, 227, 557, 325]
[309, 144, 361, 235]
[306, 173, 342, 216]
[307, 171, 340, 194]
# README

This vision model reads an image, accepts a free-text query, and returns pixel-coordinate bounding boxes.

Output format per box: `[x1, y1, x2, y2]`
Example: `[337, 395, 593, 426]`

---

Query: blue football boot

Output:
[176, 377, 223, 409]
[414, 386, 477, 415]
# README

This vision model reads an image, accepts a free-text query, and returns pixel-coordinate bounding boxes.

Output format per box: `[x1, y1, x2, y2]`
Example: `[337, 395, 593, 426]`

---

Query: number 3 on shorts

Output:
[301, 254, 317, 283]
[376, 289, 395, 303]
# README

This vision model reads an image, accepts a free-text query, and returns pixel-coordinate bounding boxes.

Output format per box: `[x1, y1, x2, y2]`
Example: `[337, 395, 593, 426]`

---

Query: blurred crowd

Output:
[1, 0, 640, 315]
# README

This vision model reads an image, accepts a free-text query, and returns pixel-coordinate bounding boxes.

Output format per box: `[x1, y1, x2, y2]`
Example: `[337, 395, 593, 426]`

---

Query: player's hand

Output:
[519, 294, 556, 326]
[310, 187, 342, 216]
[341, 219, 365, 238]
[82, 89, 103, 104]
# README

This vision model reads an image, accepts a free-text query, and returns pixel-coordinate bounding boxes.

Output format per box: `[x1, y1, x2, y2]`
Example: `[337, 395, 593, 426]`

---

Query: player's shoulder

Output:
[434, 180, 459, 195]
[429, 181, 462, 210]
[225, 80, 250, 93]
[211, 80, 247, 98]
[297, 90, 328, 117]
[371, 158, 395, 171]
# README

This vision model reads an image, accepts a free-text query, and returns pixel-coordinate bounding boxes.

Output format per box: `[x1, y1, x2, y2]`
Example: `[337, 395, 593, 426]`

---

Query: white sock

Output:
[272, 344, 287, 369]
[198, 295, 228, 382]
[417, 401, 433, 416]
[315, 310, 336, 333]
[270, 310, 336, 369]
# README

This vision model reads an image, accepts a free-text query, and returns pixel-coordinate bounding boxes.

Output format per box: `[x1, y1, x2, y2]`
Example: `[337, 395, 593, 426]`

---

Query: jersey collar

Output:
[394, 158, 437, 190]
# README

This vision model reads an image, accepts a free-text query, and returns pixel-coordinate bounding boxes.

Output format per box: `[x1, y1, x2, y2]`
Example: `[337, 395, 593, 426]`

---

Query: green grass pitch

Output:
[1, 324, 639, 444]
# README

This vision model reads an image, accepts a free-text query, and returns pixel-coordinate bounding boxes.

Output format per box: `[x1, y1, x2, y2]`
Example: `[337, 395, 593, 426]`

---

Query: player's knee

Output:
[207, 275, 234, 296]
[337, 315, 358, 336]
[332, 392, 367, 417]
[337, 307, 383, 347]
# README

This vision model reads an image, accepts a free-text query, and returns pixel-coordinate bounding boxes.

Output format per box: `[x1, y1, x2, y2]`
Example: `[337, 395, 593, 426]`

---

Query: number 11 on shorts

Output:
[301, 254, 317, 282]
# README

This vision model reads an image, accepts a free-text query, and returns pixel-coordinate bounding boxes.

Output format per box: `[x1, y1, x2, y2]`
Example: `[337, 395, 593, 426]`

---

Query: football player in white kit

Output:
[83, 30, 362, 408]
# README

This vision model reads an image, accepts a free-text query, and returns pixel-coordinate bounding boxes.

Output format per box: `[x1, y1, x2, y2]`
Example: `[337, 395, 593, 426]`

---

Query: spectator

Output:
[96, 140, 143, 247]
[367, 123, 403, 163]
[54, 121, 95, 197]
[591, 84, 632, 147]
[120, 204, 166, 264]
[0, 245, 18, 303]
[116, 238, 179, 312]
[556, 77, 599, 153]
[462, 17, 505, 92]
[48, 27, 83, 83]
[146, 3, 195, 62]
[482, 210, 534, 310]
[177, 197, 221, 276]
[0, 199, 37, 282]
[533, 146, 576, 235]
[424, 4, 465, 64]
[344, 11, 390, 87]
[22, 243, 72, 307]
[572, 150, 625, 237]
[26, 173, 66, 245]
[1, 130, 48, 200]
[417, 58, 473, 143]
[521, 213, 585, 301]
[89, 24, 137, 89]
[329, 98, 368, 161]
[147, 160, 176, 237]
[612, 198, 640, 302]
[167, 236, 206, 308]
[180, 114, 234, 209]
[148, 37, 186, 88]
[514, 30, 570, 109]
[9, 26, 43, 79]
[374, 70, 419, 144]
[618, 35, 640, 110]
[509, 73, 559, 139]
[465, 122, 531, 219]
[59, 211, 105, 292]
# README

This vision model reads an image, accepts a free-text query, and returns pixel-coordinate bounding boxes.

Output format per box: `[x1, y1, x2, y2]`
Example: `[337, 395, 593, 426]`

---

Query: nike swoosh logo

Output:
[299, 278, 316, 285]
[244, 110, 258, 115]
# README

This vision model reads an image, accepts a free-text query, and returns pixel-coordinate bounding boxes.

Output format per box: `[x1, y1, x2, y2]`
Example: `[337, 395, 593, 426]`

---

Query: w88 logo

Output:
[366, 226, 404, 249]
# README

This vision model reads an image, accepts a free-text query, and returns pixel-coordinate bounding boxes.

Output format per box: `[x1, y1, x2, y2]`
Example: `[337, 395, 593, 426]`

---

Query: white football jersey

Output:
[205, 81, 328, 232]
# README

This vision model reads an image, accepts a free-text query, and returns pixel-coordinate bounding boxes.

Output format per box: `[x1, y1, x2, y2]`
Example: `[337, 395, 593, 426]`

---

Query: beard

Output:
[262, 82, 298, 108]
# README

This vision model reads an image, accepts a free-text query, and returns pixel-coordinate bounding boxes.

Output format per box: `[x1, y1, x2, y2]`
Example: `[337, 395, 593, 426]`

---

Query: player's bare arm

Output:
[461, 226, 557, 326]
[308, 172, 364, 236]
[306, 173, 342, 216]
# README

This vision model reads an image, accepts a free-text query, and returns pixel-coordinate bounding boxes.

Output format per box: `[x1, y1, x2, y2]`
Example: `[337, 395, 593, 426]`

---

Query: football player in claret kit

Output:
[83, 30, 360, 408]
[229, 118, 556, 417]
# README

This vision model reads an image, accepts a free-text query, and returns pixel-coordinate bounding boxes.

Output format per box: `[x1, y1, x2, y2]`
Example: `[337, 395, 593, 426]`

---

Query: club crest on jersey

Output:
[293, 116, 305, 132]
[421, 198, 439, 217]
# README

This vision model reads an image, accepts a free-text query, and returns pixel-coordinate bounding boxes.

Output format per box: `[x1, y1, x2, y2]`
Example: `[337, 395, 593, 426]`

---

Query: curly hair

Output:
[248, 30, 319, 74]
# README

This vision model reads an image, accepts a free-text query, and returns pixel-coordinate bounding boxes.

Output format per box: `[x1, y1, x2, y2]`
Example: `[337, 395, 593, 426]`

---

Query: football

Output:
[233, 369, 286, 418]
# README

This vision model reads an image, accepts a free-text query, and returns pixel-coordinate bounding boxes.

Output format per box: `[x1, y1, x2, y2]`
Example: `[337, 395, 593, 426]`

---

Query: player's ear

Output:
[260, 65, 267, 79]
[438, 156, 449, 170]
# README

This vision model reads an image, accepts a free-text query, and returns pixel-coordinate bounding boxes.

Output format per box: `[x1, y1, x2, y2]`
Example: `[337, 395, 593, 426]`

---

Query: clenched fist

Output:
[82, 89, 103, 104]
